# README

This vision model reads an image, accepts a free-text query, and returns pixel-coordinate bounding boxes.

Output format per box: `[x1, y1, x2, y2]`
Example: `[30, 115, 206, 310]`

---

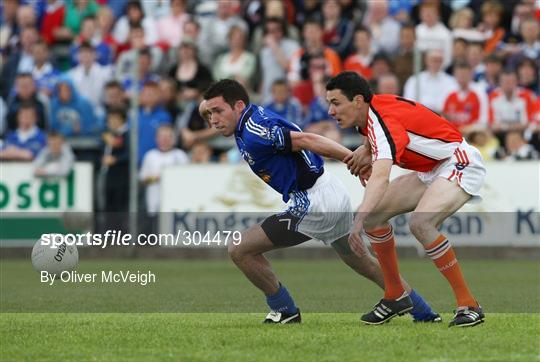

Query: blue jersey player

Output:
[201, 79, 440, 324]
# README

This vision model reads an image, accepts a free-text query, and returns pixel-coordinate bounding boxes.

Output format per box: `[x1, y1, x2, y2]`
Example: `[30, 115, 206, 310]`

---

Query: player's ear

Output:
[353, 94, 365, 107]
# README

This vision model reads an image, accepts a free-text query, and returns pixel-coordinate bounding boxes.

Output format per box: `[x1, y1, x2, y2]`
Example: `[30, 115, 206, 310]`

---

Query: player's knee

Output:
[227, 242, 243, 263]
[409, 213, 435, 240]
[363, 214, 388, 231]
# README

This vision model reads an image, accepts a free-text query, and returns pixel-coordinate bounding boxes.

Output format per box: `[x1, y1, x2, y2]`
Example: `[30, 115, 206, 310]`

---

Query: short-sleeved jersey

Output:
[443, 90, 482, 128]
[235, 104, 324, 202]
[359, 94, 463, 172]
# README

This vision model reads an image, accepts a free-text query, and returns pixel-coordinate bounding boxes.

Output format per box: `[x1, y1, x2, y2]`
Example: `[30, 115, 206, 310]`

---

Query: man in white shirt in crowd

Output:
[415, 2, 453, 69]
[139, 124, 190, 215]
[69, 42, 112, 119]
[404, 49, 458, 113]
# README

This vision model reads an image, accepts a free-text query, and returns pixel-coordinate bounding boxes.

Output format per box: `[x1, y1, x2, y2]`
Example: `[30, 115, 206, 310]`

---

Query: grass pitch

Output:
[1, 258, 539, 361]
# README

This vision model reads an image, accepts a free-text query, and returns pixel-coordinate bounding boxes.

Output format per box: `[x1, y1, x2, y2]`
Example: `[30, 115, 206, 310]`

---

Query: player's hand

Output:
[348, 221, 368, 257]
[344, 145, 372, 176]
[359, 165, 372, 187]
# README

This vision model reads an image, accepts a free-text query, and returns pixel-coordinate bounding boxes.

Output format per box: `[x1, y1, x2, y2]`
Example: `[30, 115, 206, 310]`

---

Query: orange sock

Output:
[425, 235, 477, 307]
[366, 225, 405, 300]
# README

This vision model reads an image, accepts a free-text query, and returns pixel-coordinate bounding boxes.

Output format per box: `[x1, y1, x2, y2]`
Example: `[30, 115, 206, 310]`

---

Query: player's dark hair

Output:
[326, 71, 373, 102]
[203, 79, 250, 108]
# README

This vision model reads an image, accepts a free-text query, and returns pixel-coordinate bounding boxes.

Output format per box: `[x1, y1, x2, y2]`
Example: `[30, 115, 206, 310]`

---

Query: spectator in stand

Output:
[101, 108, 129, 214]
[5, 5, 38, 55]
[142, 0, 170, 20]
[288, 18, 342, 86]
[517, 58, 539, 95]
[34, 131, 75, 177]
[137, 80, 171, 164]
[49, 77, 99, 136]
[321, 0, 354, 59]
[376, 74, 400, 95]
[115, 26, 163, 82]
[102, 81, 127, 114]
[509, 18, 540, 68]
[343, 26, 376, 81]
[121, 47, 160, 98]
[468, 128, 500, 161]
[69, 42, 112, 118]
[446, 37, 469, 74]
[157, 0, 189, 48]
[30, 40, 61, 97]
[481, 54, 503, 95]
[1, 26, 39, 100]
[292, 51, 334, 109]
[168, 38, 212, 96]
[489, 70, 536, 133]
[70, 15, 113, 66]
[213, 26, 257, 91]
[0, 103, 46, 161]
[197, 0, 248, 65]
[449, 7, 484, 44]
[6, 73, 48, 132]
[477, 0, 505, 55]
[258, 16, 300, 103]
[63, 0, 99, 36]
[190, 142, 213, 164]
[0, 0, 18, 52]
[404, 49, 458, 113]
[159, 78, 181, 122]
[249, 0, 300, 56]
[362, 0, 400, 55]
[175, 82, 219, 151]
[112, 0, 157, 46]
[415, 2, 453, 68]
[263, 79, 304, 128]
[303, 74, 341, 144]
[95, 6, 117, 50]
[496, 130, 539, 160]
[368, 52, 394, 92]
[394, 23, 416, 92]
[41, 0, 72, 46]
[139, 124, 189, 215]
[442, 62, 489, 136]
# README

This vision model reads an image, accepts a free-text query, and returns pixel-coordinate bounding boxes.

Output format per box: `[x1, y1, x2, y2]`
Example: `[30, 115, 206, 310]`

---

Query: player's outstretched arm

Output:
[290, 131, 351, 162]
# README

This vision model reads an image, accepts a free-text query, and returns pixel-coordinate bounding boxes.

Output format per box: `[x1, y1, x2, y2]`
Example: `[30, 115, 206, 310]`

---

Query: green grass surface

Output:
[1, 259, 540, 361]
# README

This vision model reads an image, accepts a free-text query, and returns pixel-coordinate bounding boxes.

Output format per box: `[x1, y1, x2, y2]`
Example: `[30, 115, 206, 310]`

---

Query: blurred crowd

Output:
[0, 0, 539, 214]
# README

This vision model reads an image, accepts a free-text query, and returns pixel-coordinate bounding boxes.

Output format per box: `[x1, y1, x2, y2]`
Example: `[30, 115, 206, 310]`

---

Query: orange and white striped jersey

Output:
[443, 89, 483, 129]
[358, 94, 463, 172]
[488, 88, 536, 125]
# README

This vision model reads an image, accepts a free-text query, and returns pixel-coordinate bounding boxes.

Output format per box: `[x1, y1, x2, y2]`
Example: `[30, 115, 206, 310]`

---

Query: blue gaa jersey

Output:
[235, 104, 324, 202]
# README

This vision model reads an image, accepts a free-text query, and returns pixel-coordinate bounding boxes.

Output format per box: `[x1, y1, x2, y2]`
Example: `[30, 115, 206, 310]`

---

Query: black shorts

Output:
[260, 212, 311, 247]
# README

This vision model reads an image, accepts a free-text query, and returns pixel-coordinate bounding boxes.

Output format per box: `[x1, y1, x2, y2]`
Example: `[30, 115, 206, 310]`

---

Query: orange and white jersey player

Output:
[325, 71, 486, 327]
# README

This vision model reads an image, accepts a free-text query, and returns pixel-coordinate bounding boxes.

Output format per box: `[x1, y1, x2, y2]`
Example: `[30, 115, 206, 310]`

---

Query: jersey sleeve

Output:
[367, 108, 409, 164]
[244, 117, 293, 155]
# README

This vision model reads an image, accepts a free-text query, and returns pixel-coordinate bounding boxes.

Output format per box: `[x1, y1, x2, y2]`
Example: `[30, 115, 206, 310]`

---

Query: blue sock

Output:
[409, 289, 435, 320]
[266, 283, 298, 314]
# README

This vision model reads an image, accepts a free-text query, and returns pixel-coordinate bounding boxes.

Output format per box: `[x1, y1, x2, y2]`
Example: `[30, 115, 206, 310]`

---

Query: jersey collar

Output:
[236, 104, 254, 134]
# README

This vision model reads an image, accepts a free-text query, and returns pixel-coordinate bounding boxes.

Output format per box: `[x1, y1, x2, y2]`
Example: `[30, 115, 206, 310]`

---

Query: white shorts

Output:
[285, 171, 353, 245]
[417, 140, 486, 203]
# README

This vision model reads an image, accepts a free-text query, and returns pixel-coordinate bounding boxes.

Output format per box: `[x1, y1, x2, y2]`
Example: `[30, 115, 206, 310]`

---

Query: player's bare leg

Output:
[227, 224, 280, 295]
[359, 173, 441, 324]
[410, 177, 484, 327]
[332, 234, 414, 292]
[228, 223, 301, 323]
